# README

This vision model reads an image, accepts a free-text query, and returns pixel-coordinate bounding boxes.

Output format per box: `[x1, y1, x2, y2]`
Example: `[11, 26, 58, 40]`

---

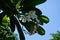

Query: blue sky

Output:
[14, 0, 60, 40]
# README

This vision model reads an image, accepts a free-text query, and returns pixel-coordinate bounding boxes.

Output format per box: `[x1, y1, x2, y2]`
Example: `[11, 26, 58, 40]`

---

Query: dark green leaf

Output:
[21, 7, 35, 13]
[38, 15, 49, 25]
[1, 0, 13, 7]
[0, 0, 15, 13]
[21, 0, 46, 7]
[0, 12, 5, 25]
[37, 26, 45, 35]
[22, 7, 42, 16]
[34, 8, 42, 16]
[39, 19, 44, 25]
[4, 0, 13, 6]
[38, 16, 44, 25]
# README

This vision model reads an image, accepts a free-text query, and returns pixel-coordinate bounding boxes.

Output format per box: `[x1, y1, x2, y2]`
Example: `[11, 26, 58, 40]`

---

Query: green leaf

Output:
[38, 16, 44, 25]
[11, 0, 20, 5]
[3, 0, 13, 6]
[41, 15, 49, 23]
[0, 0, 13, 13]
[0, 25, 16, 40]
[37, 26, 45, 35]
[0, 13, 5, 25]
[21, 7, 35, 13]
[2, 15, 10, 26]
[21, 0, 46, 7]
[34, 8, 42, 16]
[39, 19, 44, 25]
[16, 1, 21, 9]
[38, 15, 49, 25]
[10, 16, 15, 32]
[11, 0, 14, 3]
[22, 7, 42, 16]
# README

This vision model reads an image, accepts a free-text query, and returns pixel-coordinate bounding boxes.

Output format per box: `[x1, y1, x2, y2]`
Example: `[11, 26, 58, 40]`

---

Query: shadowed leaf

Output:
[10, 16, 15, 32]
[21, 0, 46, 7]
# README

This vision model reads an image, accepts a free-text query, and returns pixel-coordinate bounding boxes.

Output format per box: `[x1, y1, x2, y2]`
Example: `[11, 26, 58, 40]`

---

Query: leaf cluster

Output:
[0, 0, 49, 40]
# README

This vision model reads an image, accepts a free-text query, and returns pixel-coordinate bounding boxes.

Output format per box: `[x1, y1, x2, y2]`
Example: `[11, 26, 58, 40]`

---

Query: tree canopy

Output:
[0, 0, 49, 40]
[50, 31, 60, 40]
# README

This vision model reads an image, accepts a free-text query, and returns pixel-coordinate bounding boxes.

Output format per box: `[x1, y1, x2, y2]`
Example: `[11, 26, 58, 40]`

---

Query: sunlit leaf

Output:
[41, 15, 49, 23]
[38, 15, 49, 25]
[16, 1, 21, 9]
[2, 15, 10, 26]
[3, 0, 13, 6]
[0, 13, 5, 25]
[11, 0, 20, 5]
[11, 0, 14, 3]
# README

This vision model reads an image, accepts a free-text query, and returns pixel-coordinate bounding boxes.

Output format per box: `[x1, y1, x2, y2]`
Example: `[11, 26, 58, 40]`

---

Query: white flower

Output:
[19, 10, 40, 23]
[27, 11, 37, 19]
[27, 11, 40, 23]
[19, 15, 32, 23]
[19, 15, 26, 22]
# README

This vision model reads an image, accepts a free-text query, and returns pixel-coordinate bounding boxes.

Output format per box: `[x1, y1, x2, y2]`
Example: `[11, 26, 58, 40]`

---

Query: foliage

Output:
[50, 31, 60, 40]
[0, 0, 49, 40]
[0, 15, 16, 40]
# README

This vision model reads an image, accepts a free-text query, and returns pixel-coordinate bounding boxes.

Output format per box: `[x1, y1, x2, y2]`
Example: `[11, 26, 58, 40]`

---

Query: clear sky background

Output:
[14, 0, 60, 40]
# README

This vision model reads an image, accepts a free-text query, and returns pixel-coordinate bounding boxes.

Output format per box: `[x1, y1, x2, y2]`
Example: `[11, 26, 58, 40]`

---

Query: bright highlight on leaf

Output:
[41, 15, 49, 23]
[11, 0, 14, 3]
[16, 1, 21, 9]
[2, 15, 10, 26]
[37, 26, 45, 35]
